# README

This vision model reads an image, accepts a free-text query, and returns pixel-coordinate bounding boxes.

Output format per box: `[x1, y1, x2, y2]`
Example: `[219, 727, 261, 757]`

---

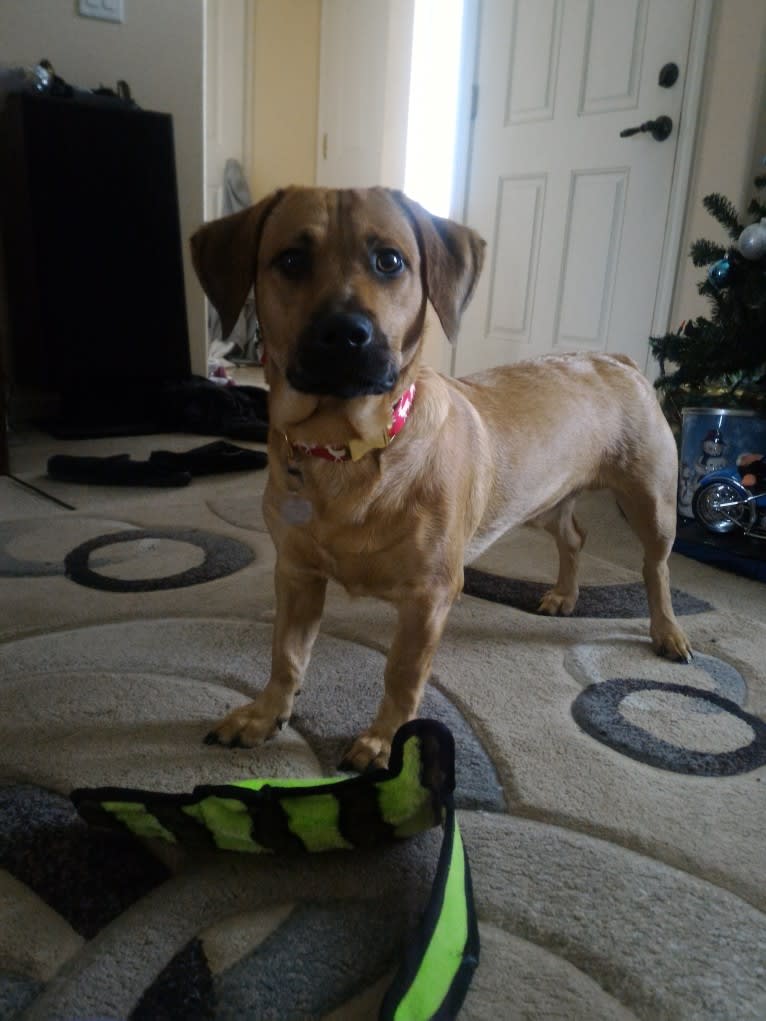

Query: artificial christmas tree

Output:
[651, 172, 766, 411]
[654, 173, 766, 577]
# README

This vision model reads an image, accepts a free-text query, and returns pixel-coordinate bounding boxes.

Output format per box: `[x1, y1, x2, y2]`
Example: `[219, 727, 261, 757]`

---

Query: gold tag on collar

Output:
[348, 430, 391, 462]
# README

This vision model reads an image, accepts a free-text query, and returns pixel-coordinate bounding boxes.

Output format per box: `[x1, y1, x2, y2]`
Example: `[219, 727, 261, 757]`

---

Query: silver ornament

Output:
[738, 217, 766, 260]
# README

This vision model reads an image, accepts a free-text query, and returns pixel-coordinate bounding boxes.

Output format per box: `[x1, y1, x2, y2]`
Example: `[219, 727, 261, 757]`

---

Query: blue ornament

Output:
[708, 257, 731, 288]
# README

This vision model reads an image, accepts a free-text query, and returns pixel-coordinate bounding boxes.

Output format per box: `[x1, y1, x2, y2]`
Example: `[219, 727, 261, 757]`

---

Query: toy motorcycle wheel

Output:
[692, 479, 757, 534]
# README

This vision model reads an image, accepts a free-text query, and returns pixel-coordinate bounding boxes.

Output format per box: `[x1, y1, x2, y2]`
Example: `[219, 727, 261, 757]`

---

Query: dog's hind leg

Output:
[537, 496, 587, 616]
[614, 483, 693, 663]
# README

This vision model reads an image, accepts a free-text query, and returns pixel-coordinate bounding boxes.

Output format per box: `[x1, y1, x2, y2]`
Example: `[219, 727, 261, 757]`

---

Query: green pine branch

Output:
[702, 192, 744, 240]
[690, 238, 726, 266]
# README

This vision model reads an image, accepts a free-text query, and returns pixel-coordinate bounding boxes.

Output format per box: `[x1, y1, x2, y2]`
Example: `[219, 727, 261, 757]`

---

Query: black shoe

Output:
[47, 454, 191, 487]
[148, 441, 267, 476]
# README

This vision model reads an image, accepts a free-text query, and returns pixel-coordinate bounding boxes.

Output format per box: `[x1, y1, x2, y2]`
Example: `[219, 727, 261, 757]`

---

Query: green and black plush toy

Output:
[72, 719, 479, 1021]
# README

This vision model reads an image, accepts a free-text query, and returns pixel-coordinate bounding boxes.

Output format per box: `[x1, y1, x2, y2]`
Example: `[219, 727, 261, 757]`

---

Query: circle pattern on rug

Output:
[564, 642, 749, 709]
[571, 679, 766, 775]
[64, 528, 255, 592]
[0, 519, 138, 578]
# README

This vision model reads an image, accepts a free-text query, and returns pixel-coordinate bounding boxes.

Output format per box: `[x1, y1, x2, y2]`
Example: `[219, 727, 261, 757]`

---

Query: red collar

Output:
[290, 383, 416, 463]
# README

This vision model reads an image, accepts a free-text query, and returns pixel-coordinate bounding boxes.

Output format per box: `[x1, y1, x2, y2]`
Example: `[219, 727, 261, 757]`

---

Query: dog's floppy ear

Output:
[190, 189, 285, 339]
[393, 192, 486, 343]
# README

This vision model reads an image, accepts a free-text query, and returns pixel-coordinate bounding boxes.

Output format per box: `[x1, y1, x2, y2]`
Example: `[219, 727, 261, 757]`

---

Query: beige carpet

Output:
[1, 427, 765, 1020]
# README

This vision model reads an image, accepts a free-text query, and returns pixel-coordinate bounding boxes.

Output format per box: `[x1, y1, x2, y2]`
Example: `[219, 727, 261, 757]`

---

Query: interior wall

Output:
[670, 0, 766, 327]
[2, 2, 762, 382]
[248, 0, 320, 200]
[0, 0, 206, 374]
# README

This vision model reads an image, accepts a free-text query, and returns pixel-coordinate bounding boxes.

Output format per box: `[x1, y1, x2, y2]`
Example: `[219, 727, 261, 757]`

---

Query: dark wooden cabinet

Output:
[0, 92, 190, 407]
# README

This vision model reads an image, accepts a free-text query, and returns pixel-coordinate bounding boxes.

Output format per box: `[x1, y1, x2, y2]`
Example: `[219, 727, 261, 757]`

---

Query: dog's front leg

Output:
[342, 587, 457, 771]
[206, 565, 327, 747]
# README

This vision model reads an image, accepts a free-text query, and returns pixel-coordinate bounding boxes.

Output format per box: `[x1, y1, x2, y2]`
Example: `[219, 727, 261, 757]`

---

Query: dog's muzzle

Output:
[286, 310, 399, 398]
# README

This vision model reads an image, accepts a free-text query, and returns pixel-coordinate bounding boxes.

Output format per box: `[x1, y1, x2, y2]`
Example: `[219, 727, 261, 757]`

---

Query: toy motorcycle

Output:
[692, 466, 766, 538]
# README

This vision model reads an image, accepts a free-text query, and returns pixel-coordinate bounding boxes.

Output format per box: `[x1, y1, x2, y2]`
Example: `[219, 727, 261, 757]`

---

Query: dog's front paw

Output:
[204, 690, 292, 748]
[652, 625, 693, 664]
[538, 588, 578, 616]
[339, 732, 392, 772]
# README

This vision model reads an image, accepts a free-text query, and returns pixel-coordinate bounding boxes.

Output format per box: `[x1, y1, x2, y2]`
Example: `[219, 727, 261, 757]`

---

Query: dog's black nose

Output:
[318, 312, 373, 349]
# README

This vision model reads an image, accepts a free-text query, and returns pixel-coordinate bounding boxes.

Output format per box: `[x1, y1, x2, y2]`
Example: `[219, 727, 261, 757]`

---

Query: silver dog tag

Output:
[281, 496, 313, 525]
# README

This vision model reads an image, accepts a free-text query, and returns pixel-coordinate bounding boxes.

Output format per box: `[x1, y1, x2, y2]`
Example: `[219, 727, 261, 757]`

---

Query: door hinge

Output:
[322, 133, 328, 160]
[470, 84, 479, 122]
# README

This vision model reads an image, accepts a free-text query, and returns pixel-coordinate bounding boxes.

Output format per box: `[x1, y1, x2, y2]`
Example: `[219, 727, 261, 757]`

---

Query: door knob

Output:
[620, 116, 673, 142]
[658, 63, 679, 88]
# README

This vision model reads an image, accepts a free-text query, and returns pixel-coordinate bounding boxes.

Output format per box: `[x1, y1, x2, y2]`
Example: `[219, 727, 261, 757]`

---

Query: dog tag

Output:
[281, 495, 313, 525]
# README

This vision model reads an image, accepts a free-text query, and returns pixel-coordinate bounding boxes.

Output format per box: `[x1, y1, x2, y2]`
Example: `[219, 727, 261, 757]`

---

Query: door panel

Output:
[505, 0, 563, 125]
[486, 175, 546, 343]
[580, 0, 647, 114]
[556, 169, 627, 349]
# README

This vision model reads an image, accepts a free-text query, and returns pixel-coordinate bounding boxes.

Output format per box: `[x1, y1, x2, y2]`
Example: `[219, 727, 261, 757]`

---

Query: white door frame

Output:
[649, 0, 714, 355]
[451, 0, 715, 378]
[451, 0, 481, 226]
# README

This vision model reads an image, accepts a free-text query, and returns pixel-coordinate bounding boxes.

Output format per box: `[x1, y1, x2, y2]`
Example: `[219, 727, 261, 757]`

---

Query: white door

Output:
[454, 0, 697, 376]
[316, 0, 414, 190]
[317, 0, 388, 187]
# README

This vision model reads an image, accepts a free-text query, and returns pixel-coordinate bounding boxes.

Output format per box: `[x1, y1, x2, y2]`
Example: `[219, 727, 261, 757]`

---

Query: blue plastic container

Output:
[678, 407, 766, 518]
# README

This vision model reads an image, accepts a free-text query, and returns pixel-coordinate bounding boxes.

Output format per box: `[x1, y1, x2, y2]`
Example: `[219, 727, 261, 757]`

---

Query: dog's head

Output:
[191, 187, 484, 399]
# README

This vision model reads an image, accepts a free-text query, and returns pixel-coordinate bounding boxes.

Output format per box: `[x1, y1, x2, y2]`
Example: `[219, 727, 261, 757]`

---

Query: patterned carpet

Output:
[1, 432, 765, 1020]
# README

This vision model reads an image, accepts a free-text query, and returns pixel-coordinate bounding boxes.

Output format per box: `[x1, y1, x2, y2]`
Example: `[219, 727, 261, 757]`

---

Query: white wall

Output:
[0, 0, 206, 374]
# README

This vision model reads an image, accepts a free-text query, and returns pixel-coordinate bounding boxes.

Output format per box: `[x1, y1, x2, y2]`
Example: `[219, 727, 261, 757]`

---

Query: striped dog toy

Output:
[72, 719, 479, 1020]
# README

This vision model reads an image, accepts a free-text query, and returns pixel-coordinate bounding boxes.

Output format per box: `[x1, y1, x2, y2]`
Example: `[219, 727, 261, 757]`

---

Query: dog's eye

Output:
[373, 248, 405, 276]
[275, 248, 310, 279]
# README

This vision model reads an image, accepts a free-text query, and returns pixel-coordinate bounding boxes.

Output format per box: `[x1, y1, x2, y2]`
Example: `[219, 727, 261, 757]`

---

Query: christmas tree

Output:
[651, 172, 766, 405]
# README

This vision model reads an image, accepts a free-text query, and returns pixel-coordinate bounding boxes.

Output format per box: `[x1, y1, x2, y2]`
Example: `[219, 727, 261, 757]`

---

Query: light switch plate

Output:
[78, 0, 125, 24]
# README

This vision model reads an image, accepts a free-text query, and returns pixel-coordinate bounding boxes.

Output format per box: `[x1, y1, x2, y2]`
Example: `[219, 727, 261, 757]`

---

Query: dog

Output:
[191, 186, 692, 770]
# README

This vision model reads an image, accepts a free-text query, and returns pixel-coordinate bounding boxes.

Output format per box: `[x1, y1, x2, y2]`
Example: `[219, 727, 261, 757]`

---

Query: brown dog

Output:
[192, 186, 692, 770]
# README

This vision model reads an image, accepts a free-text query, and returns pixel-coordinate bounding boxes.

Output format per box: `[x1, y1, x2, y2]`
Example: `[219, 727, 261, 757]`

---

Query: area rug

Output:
[1, 445, 765, 1020]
